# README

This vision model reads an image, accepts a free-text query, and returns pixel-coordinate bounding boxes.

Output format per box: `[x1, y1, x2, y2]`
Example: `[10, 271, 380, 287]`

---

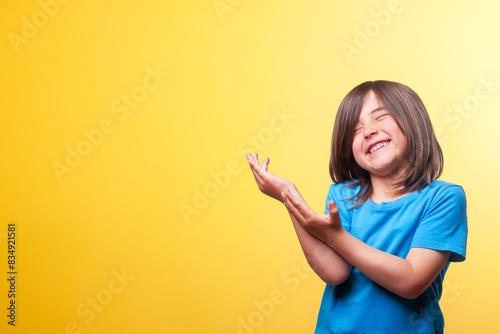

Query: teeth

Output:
[369, 142, 388, 153]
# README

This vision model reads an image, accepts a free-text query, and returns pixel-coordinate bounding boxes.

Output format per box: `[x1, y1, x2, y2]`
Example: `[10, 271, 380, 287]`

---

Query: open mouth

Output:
[367, 140, 390, 154]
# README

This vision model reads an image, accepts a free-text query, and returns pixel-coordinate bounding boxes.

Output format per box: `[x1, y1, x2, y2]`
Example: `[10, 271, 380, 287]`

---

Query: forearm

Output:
[325, 229, 444, 299]
[288, 212, 351, 285]
[284, 215, 352, 286]
[281, 189, 450, 298]
[284, 188, 351, 285]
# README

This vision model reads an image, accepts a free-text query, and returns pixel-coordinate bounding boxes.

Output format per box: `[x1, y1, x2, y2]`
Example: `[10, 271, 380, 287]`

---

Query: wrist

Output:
[324, 227, 347, 251]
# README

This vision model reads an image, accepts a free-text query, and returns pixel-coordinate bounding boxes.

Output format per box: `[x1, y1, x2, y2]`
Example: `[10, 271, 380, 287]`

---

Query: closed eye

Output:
[354, 126, 362, 134]
[375, 113, 388, 121]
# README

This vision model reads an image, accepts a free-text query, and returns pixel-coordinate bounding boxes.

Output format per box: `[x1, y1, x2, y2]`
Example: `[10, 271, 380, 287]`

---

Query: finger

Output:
[248, 161, 265, 184]
[246, 156, 255, 168]
[283, 188, 313, 218]
[246, 154, 265, 183]
[246, 153, 274, 185]
[282, 191, 307, 222]
[246, 154, 255, 169]
[246, 153, 262, 171]
[261, 157, 270, 171]
[246, 153, 258, 165]
[248, 157, 270, 178]
[327, 201, 342, 228]
[328, 201, 338, 215]
[284, 188, 308, 208]
[284, 188, 321, 223]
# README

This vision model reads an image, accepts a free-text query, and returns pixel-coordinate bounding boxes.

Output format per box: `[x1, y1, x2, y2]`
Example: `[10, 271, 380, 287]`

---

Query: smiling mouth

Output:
[368, 140, 390, 154]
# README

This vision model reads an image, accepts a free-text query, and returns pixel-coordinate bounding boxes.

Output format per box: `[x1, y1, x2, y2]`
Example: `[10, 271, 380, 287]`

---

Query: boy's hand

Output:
[246, 153, 296, 202]
[282, 188, 343, 242]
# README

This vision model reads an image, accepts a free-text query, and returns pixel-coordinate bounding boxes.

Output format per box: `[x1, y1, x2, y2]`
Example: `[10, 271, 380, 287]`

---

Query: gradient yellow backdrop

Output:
[1, 0, 499, 333]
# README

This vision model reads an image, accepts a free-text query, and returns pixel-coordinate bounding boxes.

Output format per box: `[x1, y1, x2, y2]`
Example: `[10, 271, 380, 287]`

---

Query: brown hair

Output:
[329, 80, 443, 207]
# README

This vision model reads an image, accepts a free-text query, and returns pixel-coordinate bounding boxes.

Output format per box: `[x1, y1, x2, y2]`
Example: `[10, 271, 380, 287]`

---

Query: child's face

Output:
[352, 91, 407, 180]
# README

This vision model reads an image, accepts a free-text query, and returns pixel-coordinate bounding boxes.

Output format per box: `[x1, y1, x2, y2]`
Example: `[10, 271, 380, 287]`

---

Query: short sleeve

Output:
[325, 184, 352, 233]
[411, 185, 468, 262]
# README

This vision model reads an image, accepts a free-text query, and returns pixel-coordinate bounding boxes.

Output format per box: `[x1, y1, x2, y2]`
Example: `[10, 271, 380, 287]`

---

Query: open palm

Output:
[246, 153, 296, 202]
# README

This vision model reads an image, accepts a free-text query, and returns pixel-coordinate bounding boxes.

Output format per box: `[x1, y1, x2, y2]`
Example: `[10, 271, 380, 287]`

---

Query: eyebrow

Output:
[369, 107, 387, 114]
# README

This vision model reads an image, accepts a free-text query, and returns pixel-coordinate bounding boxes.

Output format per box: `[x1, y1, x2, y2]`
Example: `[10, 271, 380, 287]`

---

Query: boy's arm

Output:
[283, 190, 450, 299]
[246, 154, 351, 285]
[324, 228, 449, 299]
[287, 208, 351, 285]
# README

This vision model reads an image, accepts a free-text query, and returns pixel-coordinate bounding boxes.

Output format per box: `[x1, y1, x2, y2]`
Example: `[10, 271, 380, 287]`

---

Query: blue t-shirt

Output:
[315, 180, 468, 334]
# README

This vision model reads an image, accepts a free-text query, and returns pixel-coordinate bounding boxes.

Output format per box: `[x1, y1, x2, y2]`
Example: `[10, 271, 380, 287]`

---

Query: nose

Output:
[363, 124, 377, 138]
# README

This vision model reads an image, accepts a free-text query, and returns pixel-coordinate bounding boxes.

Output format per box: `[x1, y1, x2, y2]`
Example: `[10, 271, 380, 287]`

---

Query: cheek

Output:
[393, 129, 407, 153]
[400, 137, 408, 155]
[385, 121, 406, 152]
[351, 137, 364, 162]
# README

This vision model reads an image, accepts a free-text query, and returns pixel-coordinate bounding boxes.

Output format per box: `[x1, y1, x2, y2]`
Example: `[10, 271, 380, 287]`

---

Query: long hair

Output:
[329, 80, 443, 207]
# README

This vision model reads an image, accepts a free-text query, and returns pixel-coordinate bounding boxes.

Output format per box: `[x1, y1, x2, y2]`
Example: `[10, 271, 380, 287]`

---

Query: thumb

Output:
[328, 201, 338, 214]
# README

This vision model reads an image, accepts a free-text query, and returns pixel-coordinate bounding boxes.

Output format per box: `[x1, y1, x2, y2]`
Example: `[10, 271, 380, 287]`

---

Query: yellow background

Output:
[1, 0, 499, 333]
